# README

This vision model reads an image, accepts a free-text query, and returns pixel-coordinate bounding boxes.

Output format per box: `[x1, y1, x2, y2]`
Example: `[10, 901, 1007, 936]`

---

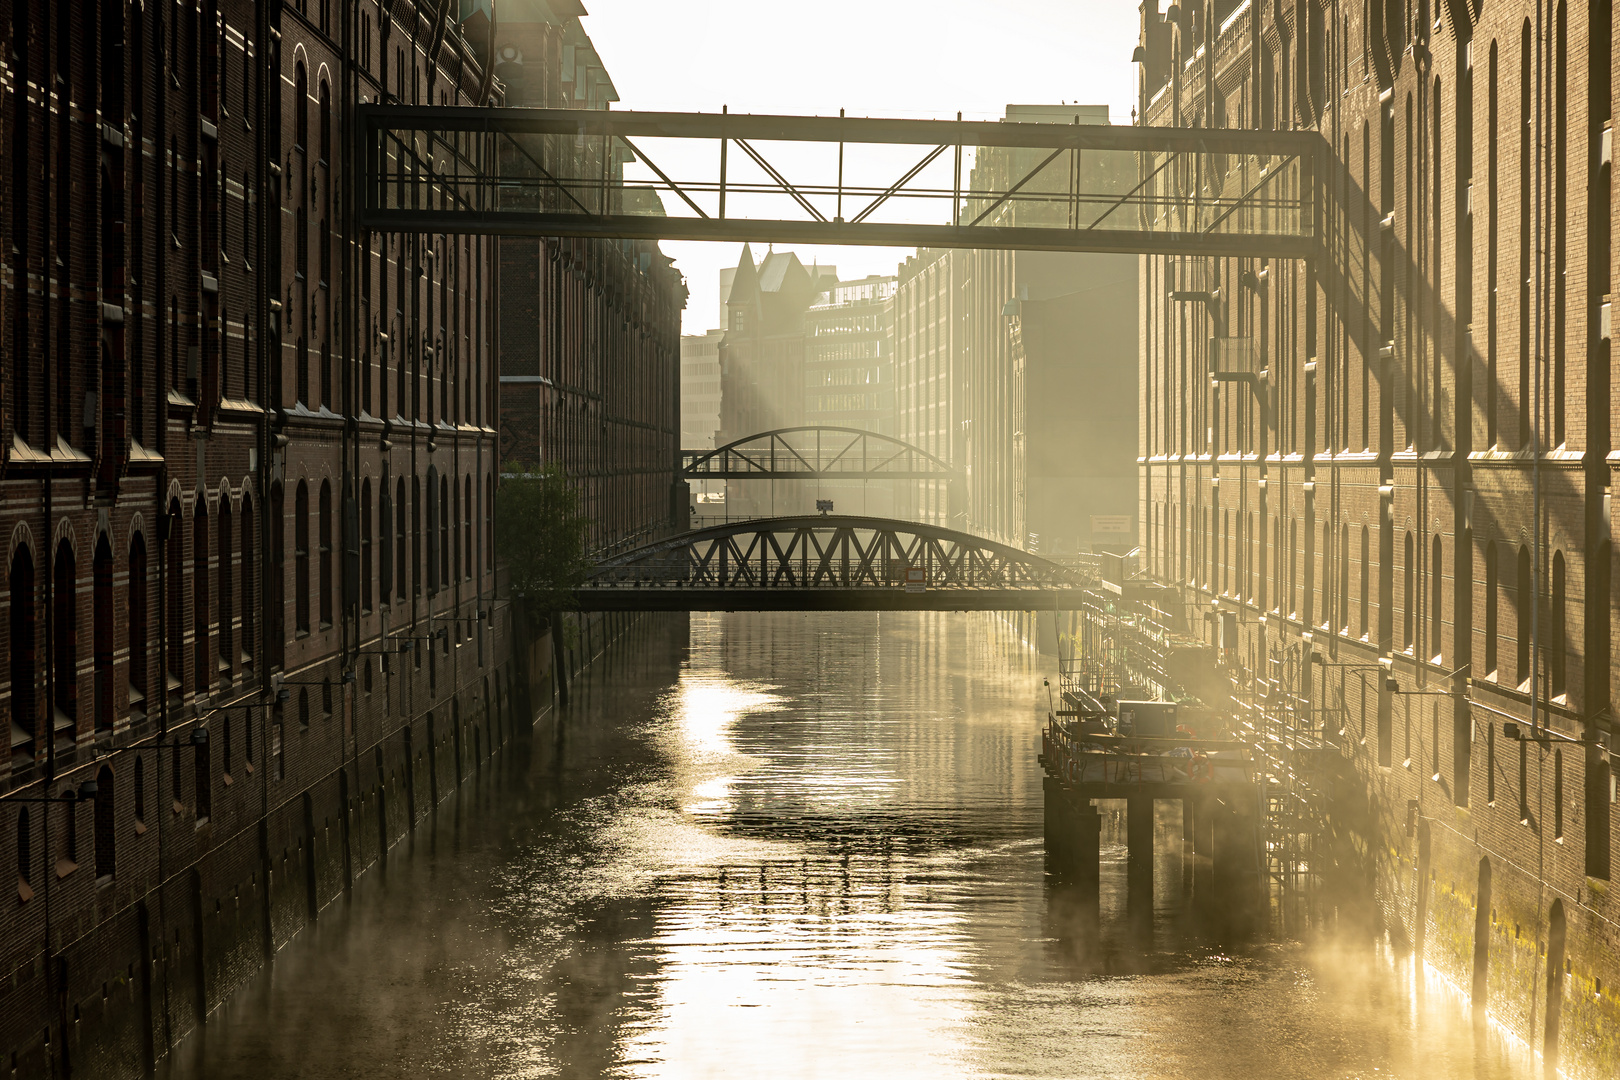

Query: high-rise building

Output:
[804, 276, 898, 517]
[1133, 2, 1616, 1070]
[681, 329, 725, 452]
[892, 106, 1139, 553]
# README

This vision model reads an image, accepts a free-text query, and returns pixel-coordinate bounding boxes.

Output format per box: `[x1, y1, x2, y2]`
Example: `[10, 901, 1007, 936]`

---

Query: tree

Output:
[494, 464, 591, 628]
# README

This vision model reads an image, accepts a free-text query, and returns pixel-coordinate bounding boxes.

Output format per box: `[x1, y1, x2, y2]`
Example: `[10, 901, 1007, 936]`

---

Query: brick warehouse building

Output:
[493, 1, 686, 556]
[1133, 0, 1617, 1070]
[0, 1, 516, 1074]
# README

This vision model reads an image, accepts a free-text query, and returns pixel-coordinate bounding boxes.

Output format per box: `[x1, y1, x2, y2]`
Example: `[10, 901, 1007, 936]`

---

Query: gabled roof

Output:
[757, 250, 809, 294]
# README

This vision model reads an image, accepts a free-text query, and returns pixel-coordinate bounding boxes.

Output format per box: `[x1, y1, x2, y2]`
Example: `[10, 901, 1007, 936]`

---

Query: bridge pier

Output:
[1043, 778, 1101, 893]
[1208, 795, 1262, 934]
[1126, 795, 1155, 922]
[1191, 792, 1215, 900]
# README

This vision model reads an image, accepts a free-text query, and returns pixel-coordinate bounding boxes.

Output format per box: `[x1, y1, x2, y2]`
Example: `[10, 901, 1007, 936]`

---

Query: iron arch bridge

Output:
[574, 515, 1097, 611]
[681, 427, 957, 481]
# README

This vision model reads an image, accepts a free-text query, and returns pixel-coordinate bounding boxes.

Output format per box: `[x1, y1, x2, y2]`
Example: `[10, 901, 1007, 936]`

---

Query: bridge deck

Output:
[573, 586, 1095, 612]
[358, 105, 1321, 258]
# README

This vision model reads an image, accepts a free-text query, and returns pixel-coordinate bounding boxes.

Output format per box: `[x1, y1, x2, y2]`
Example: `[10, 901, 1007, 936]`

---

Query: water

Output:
[164, 611, 1537, 1079]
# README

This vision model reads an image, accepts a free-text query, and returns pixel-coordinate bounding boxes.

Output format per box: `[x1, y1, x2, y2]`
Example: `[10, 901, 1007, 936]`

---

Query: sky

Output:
[575, 0, 1142, 335]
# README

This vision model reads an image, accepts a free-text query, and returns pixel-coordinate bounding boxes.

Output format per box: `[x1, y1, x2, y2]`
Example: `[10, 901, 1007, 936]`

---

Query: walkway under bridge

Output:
[574, 515, 1097, 611]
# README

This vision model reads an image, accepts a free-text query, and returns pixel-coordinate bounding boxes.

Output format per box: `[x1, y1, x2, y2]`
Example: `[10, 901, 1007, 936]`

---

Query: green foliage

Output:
[495, 464, 592, 620]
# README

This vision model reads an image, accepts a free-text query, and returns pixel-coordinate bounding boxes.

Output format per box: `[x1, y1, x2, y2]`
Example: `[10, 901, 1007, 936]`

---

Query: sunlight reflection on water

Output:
[161, 612, 1541, 1080]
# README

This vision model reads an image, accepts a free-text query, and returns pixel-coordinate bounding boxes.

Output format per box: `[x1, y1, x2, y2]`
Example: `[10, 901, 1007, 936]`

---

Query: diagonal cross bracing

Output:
[358, 105, 1323, 258]
[682, 427, 959, 481]
[577, 515, 1100, 611]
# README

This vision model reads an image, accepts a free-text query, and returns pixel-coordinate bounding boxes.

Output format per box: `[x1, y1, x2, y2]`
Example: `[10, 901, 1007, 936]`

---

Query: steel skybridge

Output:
[574, 515, 1097, 612]
[357, 105, 1322, 258]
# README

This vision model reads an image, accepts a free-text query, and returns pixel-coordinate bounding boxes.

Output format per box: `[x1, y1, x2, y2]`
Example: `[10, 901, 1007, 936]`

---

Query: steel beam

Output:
[357, 105, 1323, 258]
[572, 587, 1098, 612]
[358, 208, 1319, 259]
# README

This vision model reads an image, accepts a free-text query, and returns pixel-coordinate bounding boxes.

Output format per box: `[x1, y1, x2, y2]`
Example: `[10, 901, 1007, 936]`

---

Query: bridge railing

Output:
[581, 515, 1100, 595]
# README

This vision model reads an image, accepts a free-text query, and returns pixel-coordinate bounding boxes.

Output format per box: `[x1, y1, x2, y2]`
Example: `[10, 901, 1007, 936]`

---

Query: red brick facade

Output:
[493, 5, 685, 553]
[1138, 0, 1617, 1071]
[0, 2, 514, 1073]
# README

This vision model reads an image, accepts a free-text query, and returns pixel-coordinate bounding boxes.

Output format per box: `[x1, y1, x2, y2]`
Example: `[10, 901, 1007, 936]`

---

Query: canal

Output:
[163, 611, 1537, 1079]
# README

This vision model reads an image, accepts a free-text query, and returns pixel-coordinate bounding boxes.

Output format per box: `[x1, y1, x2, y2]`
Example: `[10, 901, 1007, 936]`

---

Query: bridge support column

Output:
[1044, 778, 1101, 889]
[1127, 795, 1155, 924]
[1181, 797, 1195, 895]
[1192, 791, 1215, 900]
[1210, 790, 1262, 935]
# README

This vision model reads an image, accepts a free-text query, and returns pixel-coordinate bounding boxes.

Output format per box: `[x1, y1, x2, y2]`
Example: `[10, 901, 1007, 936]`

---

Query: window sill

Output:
[133, 820, 147, 836]
[55, 859, 77, 881]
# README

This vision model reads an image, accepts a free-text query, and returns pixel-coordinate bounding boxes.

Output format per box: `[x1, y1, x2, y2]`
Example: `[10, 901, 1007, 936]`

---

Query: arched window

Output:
[1485, 541, 1499, 676]
[412, 476, 422, 598]
[397, 478, 409, 604]
[128, 534, 147, 721]
[93, 536, 114, 732]
[1487, 40, 1500, 449]
[426, 467, 439, 594]
[1551, 550, 1567, 697]
[294, 481, 311, 634]
[94, 765, 115, 878]
[1402, 530, 1415, 651]
[1338, 523, 1350, 633]
[299, 687, 310, 730]
[1516, 545, 1532, 685]
[1519, 20, 1532, 449]
[52, 539, 77, 733]
[218, 501, 234, 676]
[240, 499, 255, 670]
[193, 500, 210, 690]
[440, 475, 451, 590]
[318, 79, 331, 164]
[1431, 534, 1444, 663]
[379, 477, 393, 606]
[463, 476, 473, 581]
[294, 62, 308, 150]
[166, 500, 185, 694]
[1554, 0, 1568, 448]
[452, 477, 462, 584]
[318, 480, 333, 628]
[271, 483, 286, 667]
[361, 480, 374, 614]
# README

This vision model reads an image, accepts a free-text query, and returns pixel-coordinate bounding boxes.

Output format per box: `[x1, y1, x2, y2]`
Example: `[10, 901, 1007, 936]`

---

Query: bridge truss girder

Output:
[576, 515, 1097, 611]
[358, 105, 1322, 258]
[681, 426, 958, 481]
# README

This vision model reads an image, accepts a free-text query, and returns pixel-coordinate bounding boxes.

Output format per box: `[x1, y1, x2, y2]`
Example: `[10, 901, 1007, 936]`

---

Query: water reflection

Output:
[164, 612, 1536, 1080]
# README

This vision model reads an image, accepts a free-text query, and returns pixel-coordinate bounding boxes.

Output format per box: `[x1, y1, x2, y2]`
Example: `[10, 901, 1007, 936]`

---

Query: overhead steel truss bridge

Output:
[681, 427, 957, 481]
[357, 105, 1322, 258]
[574, 515, 1097, 611]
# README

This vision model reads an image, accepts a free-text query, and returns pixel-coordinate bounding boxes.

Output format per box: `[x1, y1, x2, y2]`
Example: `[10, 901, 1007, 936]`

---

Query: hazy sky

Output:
[576, 0, 1142, 334]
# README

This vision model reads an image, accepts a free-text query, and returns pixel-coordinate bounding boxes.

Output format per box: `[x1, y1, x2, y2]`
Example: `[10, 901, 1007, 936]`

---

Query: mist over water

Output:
[163, 612, 1536, 1079]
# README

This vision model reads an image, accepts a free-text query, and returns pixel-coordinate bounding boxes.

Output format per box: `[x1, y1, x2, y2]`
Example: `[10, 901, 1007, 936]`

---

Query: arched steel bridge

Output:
[574, 515, 1097, 611]
[681, 427, 957, 481]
